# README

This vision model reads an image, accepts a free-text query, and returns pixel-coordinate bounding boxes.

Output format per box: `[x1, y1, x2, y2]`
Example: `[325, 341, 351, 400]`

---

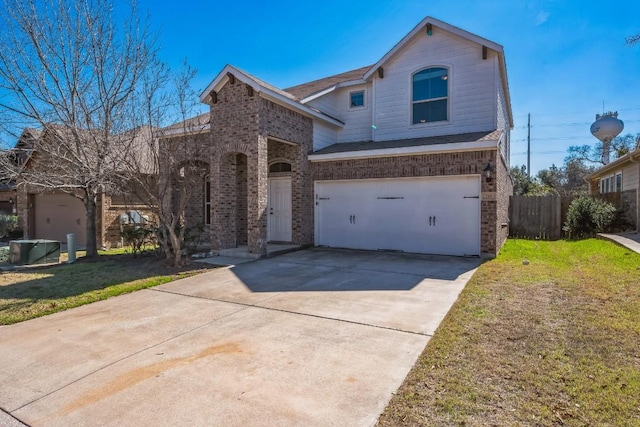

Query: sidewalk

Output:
[598, 232, 640, 255]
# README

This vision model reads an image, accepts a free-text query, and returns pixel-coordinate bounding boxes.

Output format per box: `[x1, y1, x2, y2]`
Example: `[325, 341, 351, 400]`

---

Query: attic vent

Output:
[426, 23, 433, 36]
[377, 67, 384, 78]
[482, 45, 488, 60]
[227, 73, 236, 84]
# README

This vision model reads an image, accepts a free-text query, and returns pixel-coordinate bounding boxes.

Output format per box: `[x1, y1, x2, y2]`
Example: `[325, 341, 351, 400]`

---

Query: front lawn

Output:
[0, 251, 215, 325]
[378, 238, 640, 426]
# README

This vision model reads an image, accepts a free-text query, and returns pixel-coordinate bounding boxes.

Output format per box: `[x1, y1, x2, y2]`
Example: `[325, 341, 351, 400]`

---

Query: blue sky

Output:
[142, 0, 640, 174]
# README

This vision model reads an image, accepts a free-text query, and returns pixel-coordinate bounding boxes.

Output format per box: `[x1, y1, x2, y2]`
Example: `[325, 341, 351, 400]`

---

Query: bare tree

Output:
[115, 63, 210, 267]
[0, 0, 162, 257]
[566, 133, 639, 166]
[627, 35, 640, 45]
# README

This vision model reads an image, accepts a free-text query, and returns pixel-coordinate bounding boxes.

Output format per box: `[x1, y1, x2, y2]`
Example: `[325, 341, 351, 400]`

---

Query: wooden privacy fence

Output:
[509, 195, 563, 240]
[510, 193, 626, 240]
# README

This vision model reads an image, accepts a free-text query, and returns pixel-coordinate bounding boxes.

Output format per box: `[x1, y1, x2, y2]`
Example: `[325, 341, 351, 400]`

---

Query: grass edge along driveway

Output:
[378, 238, 640, 426]
[0, 251, 215, 325]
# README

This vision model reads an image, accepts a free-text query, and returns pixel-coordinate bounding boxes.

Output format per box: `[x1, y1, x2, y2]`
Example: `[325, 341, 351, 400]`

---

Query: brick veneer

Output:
[206, 77, 313, 255]
[310, 149, 511, 256]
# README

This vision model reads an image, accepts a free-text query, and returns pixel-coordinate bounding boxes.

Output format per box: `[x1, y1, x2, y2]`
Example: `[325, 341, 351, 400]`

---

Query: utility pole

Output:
[527, 113, 531, 178]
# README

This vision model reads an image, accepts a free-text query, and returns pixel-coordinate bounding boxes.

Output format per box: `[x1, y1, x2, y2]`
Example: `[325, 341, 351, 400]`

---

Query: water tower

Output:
[590, 111, 624, 164]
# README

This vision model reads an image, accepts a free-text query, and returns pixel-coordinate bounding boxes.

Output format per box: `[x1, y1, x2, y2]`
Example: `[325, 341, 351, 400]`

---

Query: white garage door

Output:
[315, 176, 480, 256]
[35, 194, 87, 245]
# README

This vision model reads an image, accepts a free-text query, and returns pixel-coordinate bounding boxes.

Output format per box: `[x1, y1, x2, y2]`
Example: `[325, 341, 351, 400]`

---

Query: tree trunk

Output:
[84, 192, 99, 258]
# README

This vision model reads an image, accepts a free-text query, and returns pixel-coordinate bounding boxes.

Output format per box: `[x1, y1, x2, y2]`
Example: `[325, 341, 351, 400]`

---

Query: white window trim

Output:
[348, 89, 366, 110]
[410, 65, 451, 126]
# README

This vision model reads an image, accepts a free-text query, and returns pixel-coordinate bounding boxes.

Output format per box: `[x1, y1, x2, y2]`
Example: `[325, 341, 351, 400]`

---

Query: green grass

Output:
[0, 251, 215, 325]
[378, 238, 640, 426]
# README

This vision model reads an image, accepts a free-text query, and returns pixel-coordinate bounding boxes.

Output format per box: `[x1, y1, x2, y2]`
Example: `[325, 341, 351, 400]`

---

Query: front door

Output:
[268, 177, 292, 242]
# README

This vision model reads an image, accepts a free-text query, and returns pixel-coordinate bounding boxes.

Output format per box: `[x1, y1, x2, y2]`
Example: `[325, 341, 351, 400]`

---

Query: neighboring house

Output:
[13, 126, 150, 248]
[167, 16, 514, 258]
[585, 139, 640, 230]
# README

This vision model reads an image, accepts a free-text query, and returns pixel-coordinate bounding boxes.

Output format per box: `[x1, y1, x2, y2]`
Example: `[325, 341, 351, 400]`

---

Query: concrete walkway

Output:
[598, 232, 640, 255]
[0, 248, 480, 426]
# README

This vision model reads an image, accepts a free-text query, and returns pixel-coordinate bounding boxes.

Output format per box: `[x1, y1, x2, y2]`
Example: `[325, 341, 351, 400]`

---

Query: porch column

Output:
[209, 151, 225, 250]
[247, 134, 268, 255]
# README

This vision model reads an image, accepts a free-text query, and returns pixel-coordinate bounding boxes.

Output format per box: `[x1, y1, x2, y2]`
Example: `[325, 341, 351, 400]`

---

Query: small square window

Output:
[349, 90, 364, 108]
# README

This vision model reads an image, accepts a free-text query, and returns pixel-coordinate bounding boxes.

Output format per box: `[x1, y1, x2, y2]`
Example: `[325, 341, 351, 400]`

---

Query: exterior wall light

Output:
[484, 163, 494, 182]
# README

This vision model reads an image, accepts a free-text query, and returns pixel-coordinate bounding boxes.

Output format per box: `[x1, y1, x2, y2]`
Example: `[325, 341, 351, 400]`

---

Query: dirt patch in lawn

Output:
[378, 239, 640, 426]
[0, 253, 217, 325]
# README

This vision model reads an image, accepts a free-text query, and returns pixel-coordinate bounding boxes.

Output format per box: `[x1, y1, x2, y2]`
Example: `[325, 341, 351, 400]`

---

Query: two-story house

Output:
[171, 16, 513, 258]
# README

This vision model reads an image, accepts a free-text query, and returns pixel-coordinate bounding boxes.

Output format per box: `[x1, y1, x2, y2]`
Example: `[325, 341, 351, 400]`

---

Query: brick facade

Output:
[206, 77, 313, 255]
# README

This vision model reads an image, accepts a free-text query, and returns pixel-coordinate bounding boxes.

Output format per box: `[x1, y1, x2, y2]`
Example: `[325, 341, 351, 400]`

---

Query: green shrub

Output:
[0, 246, 9, 263]
[0, 214, 18, 238]
[120, 224, 154, 257]
[564, 196, 617, 239]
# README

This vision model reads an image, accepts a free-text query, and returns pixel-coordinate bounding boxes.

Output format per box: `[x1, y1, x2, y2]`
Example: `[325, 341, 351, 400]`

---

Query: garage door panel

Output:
[34, 194, 87, 245]
[315, 177, 480, 256]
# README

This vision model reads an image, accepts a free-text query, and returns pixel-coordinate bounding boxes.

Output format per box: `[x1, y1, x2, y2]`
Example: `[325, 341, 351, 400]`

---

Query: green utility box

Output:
[9, 240, 61, 265]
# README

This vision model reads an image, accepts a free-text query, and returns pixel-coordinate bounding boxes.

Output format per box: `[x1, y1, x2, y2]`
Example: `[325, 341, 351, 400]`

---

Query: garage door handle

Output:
[429, 216, 432, 226]
[433, 216, 436, 226]
[349, 215, 353, 224]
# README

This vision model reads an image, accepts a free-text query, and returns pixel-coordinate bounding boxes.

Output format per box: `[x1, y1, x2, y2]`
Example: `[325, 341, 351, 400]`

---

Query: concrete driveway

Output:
[0, 248, 480, 427]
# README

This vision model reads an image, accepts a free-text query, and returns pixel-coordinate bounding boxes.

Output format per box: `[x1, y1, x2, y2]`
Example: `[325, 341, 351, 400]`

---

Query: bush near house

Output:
[563, 196, 616, 239]
[0, 214, 18, 238]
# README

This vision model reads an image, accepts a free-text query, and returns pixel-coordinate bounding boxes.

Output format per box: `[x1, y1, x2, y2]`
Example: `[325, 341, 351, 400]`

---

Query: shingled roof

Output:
[284, 65, 372, 101]
[311, 130, 503, 155]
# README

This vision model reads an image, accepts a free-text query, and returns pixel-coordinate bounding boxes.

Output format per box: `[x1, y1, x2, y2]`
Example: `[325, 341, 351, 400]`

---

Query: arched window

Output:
[269, 162, 292, 173]
[412, 67, 448, 124]
[204, 175, 211, 225]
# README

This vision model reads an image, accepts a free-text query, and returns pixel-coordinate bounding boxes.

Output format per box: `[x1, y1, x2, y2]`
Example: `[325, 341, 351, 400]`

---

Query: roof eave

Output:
[309, 138, 499, 162]
[363, 16, 503, 80]
[585, 149, 640, 180]
[200, 65, 343, 128]
[361, 16, 514, 127]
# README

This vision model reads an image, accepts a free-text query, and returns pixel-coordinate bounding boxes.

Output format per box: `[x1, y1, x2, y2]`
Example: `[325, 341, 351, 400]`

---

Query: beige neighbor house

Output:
[14, 126, 150, 248]
[166, 16, 514, 258]
[585, 139, 640, 230]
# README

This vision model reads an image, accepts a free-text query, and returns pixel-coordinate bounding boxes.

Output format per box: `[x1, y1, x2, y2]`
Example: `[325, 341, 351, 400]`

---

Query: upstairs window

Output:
[412, 67, 448, 124]
[349, 90, 365, 109]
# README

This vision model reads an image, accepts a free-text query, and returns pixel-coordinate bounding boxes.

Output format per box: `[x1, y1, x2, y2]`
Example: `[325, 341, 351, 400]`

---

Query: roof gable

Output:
[363, 16, 513, 127]
[199, 65, 344, 127]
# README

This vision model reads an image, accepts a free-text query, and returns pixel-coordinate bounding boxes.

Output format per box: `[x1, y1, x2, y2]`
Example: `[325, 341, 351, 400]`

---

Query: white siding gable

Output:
[497, 73, 510, 166]
[334, 84, 373, 142]
[313, 121, 338, 151]
[371, 29, 498, 141]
